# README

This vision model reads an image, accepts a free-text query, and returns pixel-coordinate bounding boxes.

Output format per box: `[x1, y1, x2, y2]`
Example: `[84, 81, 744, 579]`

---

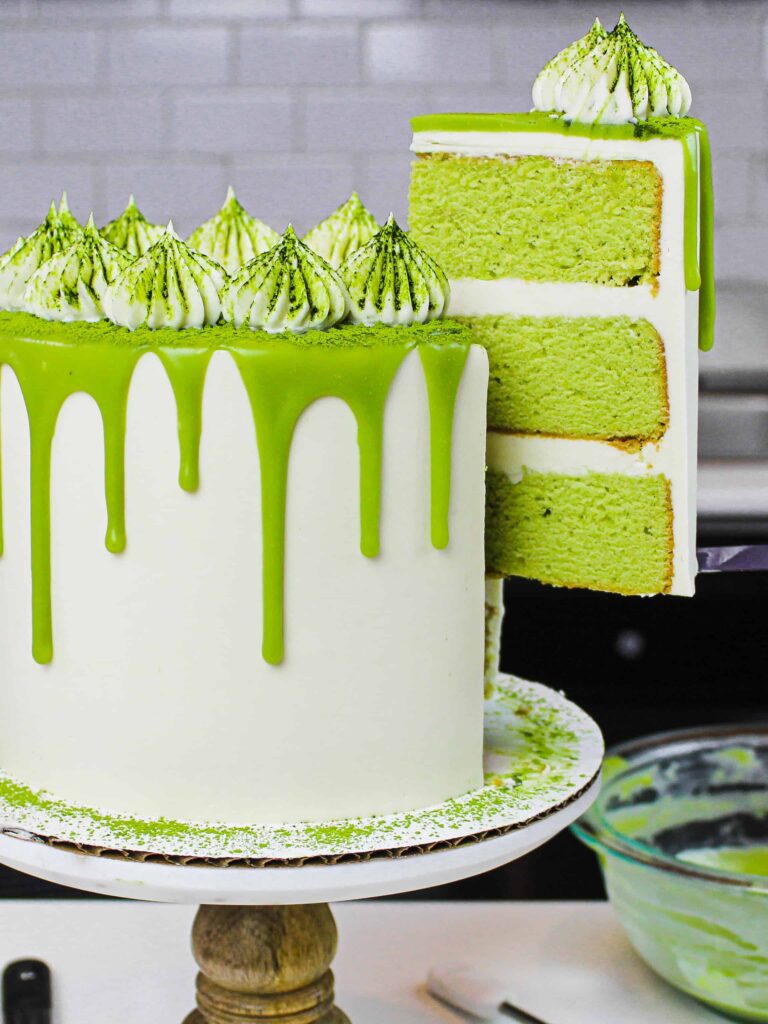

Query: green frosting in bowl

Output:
[340, 214, 449, 327]
[188, 187, 278, 274]
[100, 195, 165, 257]
[24, 214, 134, 322]
[104, 223, 227, 330]
[533, 13, 692, 125]
[302, 192, 379, 269]
[222, 225, 348, 333]
[0, 199, 83, 310]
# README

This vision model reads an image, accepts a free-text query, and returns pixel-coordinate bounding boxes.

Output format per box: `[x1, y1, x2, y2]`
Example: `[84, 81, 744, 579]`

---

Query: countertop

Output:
[0, 899, 720, 1022]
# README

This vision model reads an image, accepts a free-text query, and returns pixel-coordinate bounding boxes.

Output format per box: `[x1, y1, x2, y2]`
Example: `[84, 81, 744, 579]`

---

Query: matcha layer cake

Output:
[0, 198, 489, 825]
[409, 15, 714, 598]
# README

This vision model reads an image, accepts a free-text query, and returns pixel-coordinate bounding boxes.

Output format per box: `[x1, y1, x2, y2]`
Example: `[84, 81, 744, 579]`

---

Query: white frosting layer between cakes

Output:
[0, 345, 488, 824]
[411, 129, 700, 596]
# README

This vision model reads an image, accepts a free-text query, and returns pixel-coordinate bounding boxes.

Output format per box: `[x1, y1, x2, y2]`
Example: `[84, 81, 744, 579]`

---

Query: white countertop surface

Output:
[0, 899, 720, 1022]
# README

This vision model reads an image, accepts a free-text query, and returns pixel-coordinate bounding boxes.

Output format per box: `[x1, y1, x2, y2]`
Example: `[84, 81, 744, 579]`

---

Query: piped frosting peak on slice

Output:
[340, 214, 449, 327]
[188, 187, 278, 274]
[222, 225, 348, 333]
[0, 200, 83, 311]
[101, 195, 165, 257]
[532, 13, 692, 125]
[104, 223, 227, 330]
[302, 193, 379, 269]
[24, 214, 134, 323]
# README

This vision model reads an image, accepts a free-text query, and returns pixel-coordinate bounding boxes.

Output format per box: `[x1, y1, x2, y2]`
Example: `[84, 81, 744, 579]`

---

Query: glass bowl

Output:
[572, 725, 768, 1021]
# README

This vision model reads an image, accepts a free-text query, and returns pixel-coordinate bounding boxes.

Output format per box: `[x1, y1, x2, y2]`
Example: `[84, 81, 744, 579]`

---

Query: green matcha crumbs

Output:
[0, 309, 469, 351]
[0, 677, 600, 860]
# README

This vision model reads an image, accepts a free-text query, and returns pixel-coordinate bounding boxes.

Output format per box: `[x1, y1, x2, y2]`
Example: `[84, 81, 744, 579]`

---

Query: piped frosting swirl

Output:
[340, 214, 449, 327]
[188, 187, 278, 273]
[222, 226, 348, 333]
[532, 14, 692, 125]
[101, 195, 165, 257]
[24, 214, 134, 322]
[0, 200, 82, 310]
[104, 223, 227, 330]
[302, 193, 379, 269]
[57, 191, 82, 236]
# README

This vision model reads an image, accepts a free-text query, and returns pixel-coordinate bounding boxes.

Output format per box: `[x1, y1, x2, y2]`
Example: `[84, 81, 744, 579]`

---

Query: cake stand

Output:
[0, 675, 603, 1023]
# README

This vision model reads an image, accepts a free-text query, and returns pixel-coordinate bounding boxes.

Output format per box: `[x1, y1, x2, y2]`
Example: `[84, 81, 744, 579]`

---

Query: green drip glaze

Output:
[411, 111, 715, 350]
[0, 313, 471, 666]
[419, 342, 470, 549]
[697, 125, 716, 352]
[0, 393, 3, 559]
[231, 343, 409, 664]
[155, 348, 213, 492]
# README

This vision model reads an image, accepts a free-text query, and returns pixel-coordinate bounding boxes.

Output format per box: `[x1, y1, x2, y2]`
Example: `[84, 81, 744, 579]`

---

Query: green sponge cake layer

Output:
[464, 315, 668, 442]
[409, 154, 661, 286]
[486, 469, 673, 595]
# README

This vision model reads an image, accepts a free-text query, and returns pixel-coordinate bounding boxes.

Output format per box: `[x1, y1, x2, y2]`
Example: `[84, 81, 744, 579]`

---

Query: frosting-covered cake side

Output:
[0, 191, 488, 824]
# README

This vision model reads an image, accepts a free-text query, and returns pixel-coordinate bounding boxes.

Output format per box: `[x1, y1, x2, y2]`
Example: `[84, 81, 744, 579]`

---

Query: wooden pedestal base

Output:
[182, 904, 350, 1024]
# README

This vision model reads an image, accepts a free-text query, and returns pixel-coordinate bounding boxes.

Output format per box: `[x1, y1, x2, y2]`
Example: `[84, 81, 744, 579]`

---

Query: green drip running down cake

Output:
[409, 13, 715, 599]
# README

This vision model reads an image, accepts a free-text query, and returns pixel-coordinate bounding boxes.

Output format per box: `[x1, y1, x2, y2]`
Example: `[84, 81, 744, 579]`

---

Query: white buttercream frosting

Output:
[0, 200, 82, 311]
[101, 195, 165, 257]
[222, 225, 348, 333]
[302, 193, 379, 269]
[532, 14, 692, 124]
[24, 214, 134, 322]
[340, 214, 449, 326]
[104, 222, 227, 330]
[188, 187, 278, 274]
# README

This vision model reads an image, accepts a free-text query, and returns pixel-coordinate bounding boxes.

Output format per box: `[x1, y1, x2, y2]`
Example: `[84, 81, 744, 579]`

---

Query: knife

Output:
[2, 960, 51, 1024]
[697, 545, 768, 572]
[428, 964, 552, 1023]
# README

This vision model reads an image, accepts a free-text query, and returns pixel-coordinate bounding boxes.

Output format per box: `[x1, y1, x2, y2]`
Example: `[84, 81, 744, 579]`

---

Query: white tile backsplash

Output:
[170, 90, 296, 154]
[237, 25, 361, 86]
[40, 93, 167, 155]
[365, 22, 494, 83]
[0, 29, 102, 87]
[0, 0, 761, 277]
[106, 27, 230, 86]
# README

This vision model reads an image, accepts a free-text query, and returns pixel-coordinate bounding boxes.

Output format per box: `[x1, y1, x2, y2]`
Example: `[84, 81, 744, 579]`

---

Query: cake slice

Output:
[409, 14, 714, 598]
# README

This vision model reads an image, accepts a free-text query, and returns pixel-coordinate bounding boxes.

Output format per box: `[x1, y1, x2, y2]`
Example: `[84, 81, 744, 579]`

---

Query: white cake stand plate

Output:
[0, 774, 598, 903]
[0, 674, 603, 1023]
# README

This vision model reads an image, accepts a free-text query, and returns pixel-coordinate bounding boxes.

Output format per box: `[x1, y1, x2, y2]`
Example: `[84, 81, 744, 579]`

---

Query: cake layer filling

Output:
[409, 152, 661, 287]
[462, 314, 668, 442]
[486, 467, 673, 595]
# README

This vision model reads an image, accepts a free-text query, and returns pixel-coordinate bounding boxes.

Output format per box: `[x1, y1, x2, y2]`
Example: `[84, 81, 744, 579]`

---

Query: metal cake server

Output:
[428, 964, 552, 1023]
[697, 545, 768, 572]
